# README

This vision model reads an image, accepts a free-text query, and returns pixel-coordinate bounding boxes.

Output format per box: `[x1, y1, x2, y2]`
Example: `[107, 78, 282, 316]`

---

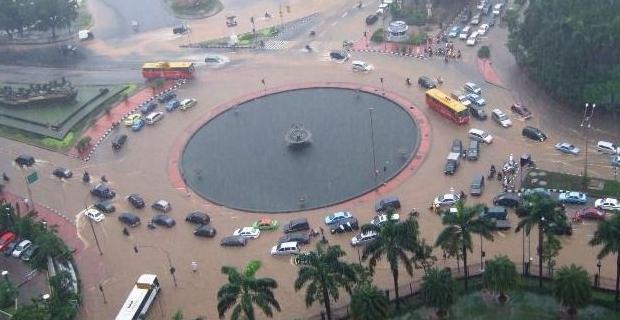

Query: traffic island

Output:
[163, 0, 223, 20]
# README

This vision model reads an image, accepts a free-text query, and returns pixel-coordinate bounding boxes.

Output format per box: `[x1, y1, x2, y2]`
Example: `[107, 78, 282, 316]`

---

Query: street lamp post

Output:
[84, 193, 103, 255]
[98, 284, 107, 304]
[480, 233, 485, 271]
[597, 260, 602, 288]
[133, 245, 177, 287]
[580, 103, 596, 188]
[522, 228, 525, 275]
[368, 108, 378, 187]
[538, 217, 545, 288]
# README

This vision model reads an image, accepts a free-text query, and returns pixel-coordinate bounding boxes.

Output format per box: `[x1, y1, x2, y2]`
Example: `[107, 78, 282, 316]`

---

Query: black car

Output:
[194, 225, 217, 238]
[469, 106, 488, 120]
[444, 159, 459, 175]
[152, 214, 176, 228]
[127, 194, 145, 209]
[493, 193, 521, 207]
[157, 92, 177, 103]
[522, 126, 547, 142]
[140, 102, 158, 115]
[329, 50, 349, 61]
[52, 167, 72, 179]
[172, 24, 188, 34]
[278, 232, 310, 245]
[282, 218, 310, 233]
[330, 218, 359, 234]
[365, 14, 378, 25]
[375, 196, 401, 212]
[186, 211, 210, 225]
[220, 235, 248, 247]
[118, 213, 141, 227]
[15, 155, 35, 167]
[418, 76, 436, 89]
[2, 240, 18, 256]
[91, 184, 116, 199]
[20, 244, 39, 261]
[94, 201, 115, 213]
[112, 135, 127, 151]
[451, 139, 463, 155]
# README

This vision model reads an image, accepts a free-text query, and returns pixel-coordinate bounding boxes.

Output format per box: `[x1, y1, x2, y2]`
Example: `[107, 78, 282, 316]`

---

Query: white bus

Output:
[115, 274, 160, 320]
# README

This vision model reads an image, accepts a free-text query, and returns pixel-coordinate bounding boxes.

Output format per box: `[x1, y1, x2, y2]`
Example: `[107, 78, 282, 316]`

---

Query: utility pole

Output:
[368, 108, 378, 187]
[580, 103, 595, 189]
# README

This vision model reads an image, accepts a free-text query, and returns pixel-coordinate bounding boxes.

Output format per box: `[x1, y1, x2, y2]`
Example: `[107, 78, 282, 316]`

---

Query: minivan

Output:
[283, 218, 310, 233]
[470, 174, 485, 196]
[14, 155, 35, 167]
[375, 196, 401, 212]
[146, 111, 164, 125]
[491, 108, 512, 127]
[459, 26, 471, 40]
[597, 141, 619, 155]
[466, 140, 480, 160]
[522, 126, 547, 142]
[271, 241, 300, 256]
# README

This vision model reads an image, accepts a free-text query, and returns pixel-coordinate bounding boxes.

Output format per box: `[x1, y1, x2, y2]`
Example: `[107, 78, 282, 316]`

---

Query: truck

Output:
[444, 152, 460, 175]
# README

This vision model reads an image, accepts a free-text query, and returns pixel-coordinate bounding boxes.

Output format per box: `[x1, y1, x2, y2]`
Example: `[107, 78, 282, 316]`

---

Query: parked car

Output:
[451, 91, 471, 107]
[444, 152, 460, 175]
[523, 188, 551, 197]
[459, 26, 471, 40]
[324, 211, 353, 225]
[165, 100, 181, 112]
[271, 241, 300, 256]
[466, 32, 478, 46]
[14, 155, 35, 167]
[252, 218, 279, 230]
[448, 26, 460, 37]
[596, 141, 619, 155]
[50, 168, 72, 180]
[194, 225, 217, 238]
[140, 102, 158, 115]
[158, 92, 176, 103]
[91, 184, 115, 199]
[469, 106, 487, 120]
[112, 134, 127, 151]
[118, 213, 141, 227]
[466, 93, 486, 106]
[152, 214, 176, 227]
[186, 211, 210, 225]
[493, 193, 521, 207]
[433, 193, 460, 207]
[151, 200, 171, 213]
[451, 139, 463, 154]
[594, 198, 620, 211]
[180, 98, 197, 110]
[20, 244, 39, 262]
[12, 240, 32, 258]
[329, 50, 350, 61]
[470, 174, 485, 196]
[220, 235, 248, 247]
[352, 60, 374, 72]
[278, 232, 310, 245]
[351, 231, 378, 246]
[522, 126, 547, 142]
[555, 142, 580, 155]
[124, 113, 142, 126]
[94, 201, 115, 213]
[491, 108, 512, 127]
[510, 104, 532, 119]
[418, 76, 436, 89]
[464, 82, 482, 94]
[0, 232, 16, 252]
[131, 118, 146, 131]
[365, 14, 378, 25]
[83, 208, 105, 222]
[145, 111, 164, 125]
[470, 14, 480, 25]
[375, 196, 401, 212]
[370, 213, 401, 227]
[2, 240, 18, 257]
[127, 194, 145, 209]
[574, 207, 606, 221]
[233, 227, 261, 239]
[558, 191, 588, 205]
[468, 128, 493, 144]
[282, 218, 310, 233]
[478, 23, 490, 35]
[330, 218, 359, 234]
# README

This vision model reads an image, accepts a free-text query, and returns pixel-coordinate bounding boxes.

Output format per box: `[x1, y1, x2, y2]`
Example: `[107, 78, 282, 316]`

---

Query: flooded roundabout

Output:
[179, 85, 423, 212]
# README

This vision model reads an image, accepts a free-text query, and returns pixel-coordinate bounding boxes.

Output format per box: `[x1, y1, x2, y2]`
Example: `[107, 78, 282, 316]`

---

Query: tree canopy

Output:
[0, 0, 78, 38]
[508, 0, 620, 112]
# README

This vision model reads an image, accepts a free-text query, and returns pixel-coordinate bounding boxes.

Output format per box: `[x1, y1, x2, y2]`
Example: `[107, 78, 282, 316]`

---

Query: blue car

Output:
[466, 93, 486, 106]
[523, 188, 551, 197]
[558, 191, 587, 205]
[554, 142, 580, 155]
[131, 118, 145, 131]
[448, 26, 460, 37]
[324, 211, 353, 225]
[166, 100, 181, 112]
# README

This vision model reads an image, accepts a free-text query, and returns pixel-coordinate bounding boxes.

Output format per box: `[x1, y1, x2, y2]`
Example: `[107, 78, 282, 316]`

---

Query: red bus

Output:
[142, 61, 195, 80]
[425, 89, 469, 124]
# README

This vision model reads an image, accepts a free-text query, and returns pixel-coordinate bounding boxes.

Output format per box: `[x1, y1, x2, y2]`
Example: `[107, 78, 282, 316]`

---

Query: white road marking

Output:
[342, 11, 349, 18]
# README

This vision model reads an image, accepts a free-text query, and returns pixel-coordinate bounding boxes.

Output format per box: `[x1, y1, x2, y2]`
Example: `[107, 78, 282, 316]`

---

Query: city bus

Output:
[115, 274, 160, 320]
[425, 88, 470, 124]
[141, 61, 195, 80]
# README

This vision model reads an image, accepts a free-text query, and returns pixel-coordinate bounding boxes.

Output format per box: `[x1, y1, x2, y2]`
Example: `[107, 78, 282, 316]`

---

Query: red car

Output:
[510, 103, 532, 119]
[573, 207, 606, 221]
[0, 232, 16, 251]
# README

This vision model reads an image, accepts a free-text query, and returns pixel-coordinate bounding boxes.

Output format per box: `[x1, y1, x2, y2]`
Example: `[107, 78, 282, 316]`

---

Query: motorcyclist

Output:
[2, 172, 8, 182]
[406, 77, 411, 86]
[82, 171, 90, 183]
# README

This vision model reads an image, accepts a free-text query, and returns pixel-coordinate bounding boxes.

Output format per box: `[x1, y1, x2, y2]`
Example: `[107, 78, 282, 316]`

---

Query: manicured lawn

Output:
[523, 169, 620, 198]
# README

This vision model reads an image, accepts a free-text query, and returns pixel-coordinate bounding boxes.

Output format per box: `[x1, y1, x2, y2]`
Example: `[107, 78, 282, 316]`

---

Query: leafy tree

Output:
[350, 283, 389, 320]
[589, 213, 620, 302]
[422, 268, 455, 318]
[217, 260, 280, 320]
[35, 0, 78, 37]
[435, 200, 494, 291]
[294, 243, 357, 320]
[172, 309, 183, 320]
[0, 280, 17, 308]
[12, 303, 49, 320]
[411, 238, 437, 274]
[483, 255, 519, 303]
[515, 193, 564, 287]
[48, 271, 79, 320]
[553, 264, 592, 316]
[361, 208, 421, 309]
[542, 235, 562, 277]
[477, 46, 490, 59]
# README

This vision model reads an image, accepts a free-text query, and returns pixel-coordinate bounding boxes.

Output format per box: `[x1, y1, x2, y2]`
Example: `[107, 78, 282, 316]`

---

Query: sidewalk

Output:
[478, 58, 505, 88]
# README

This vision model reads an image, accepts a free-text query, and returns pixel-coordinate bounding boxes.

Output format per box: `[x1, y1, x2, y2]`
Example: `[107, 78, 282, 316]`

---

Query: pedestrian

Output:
[101, 175, 107, 183]
[191, 261, 198, 273]
[24, 198, 30, 210]
[122, 227, 129, 236]
[2, 172, 8, 182]
[319, 227, 324, 236]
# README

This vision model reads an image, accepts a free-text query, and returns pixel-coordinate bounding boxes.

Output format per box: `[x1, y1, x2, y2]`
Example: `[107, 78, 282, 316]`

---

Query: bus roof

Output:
[425, 89, 467, 112]
[137, 274, 157, 284]
[115, 274, 158, 320]
[142, 61, 194, 69]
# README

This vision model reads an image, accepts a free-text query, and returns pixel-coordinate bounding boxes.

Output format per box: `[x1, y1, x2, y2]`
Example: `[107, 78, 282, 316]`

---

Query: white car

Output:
[466, 32, 478, 46]
[145, 111, 164, 125]
[351, 231, 378, 246]
[491, 108, 512, 127]
[433, 193, 460, 207]
[352, 60, 374, 72]
[478, 24, 489, 35]
[12, 240, 32, 258]
[370, 213, 400, 226]
[595, 198, 620, 211]
[596, 141, 619, 155]
[452, 93, 471, 107]
[469, 128, 493, 144]
[233, 227, 261, 239]
[180, 98, 197, 110]
[83, 208, 105, 222]
[464, 82, 482, 94]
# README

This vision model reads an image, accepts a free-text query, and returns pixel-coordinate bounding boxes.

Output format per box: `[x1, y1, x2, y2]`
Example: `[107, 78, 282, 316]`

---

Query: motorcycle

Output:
[82, 172, 90, 183]
[406, 78, 412, 86]
[488, 165, 496, 179]
[305, 45, 312, 52]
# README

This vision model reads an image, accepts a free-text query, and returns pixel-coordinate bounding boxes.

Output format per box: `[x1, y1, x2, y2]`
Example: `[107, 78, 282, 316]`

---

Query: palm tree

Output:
[350, 283, 389, 320]
[422, 267, 455, 318]
[515, 193, 564, 287]
[553, 264, 591, 316]
[411, 238, 437, 275]
[589, 213, 620, 302]
[361, 208, 420, 309]
[294, 243, 357, 320]
[483, 255, 519, 303]
[217, 260, 281, 320]
[435, 200, 494, 291]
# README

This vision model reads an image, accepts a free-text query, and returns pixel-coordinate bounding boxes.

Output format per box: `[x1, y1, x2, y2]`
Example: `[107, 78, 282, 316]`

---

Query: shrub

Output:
[408, 32, 428, 45]
[76, 136, 91, 152]
[478, 46, 491, 59]
[371, 29, 385, 42]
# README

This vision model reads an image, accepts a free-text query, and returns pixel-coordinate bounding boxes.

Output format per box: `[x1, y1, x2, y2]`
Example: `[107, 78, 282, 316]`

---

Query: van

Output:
[596, 141, 619, 155]
[466, 139, 480, 160]
[14, 155, 35, 167]
[470, 174, 485, 196]
[271, 241, 300, 256]
[493, 3, 504, 15]
[522, 126, 547, 142]
[459, 26, 471, 40]
[374, 196, 401, 212]
[146, 112, 164, 125]
[351, 231, 378, 246]
[482, 206, 508, 220]
[283, 218, 310, 233]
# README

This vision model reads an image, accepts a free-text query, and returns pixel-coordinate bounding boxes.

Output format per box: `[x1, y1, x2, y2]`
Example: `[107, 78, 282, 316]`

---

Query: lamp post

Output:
[580, 103, 596, 188]
[98, 284, 107, 304]
[1, 270, 8, 281]
[84, 193, 103, 255]
[522, 227, 525, 275]
[597, 260, 602, 288]
[368, 108, 378, 187]
[133, 245, 177, 287]
[479, 233, 485, 271]
[538, 217, 545, 288]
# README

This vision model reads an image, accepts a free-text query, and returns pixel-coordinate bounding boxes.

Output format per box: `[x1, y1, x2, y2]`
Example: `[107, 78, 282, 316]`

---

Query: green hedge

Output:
[371, 28, 385, 42]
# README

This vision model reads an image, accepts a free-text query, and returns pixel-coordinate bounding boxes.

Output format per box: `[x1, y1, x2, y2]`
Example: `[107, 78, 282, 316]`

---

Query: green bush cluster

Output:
[371, 29, 385, 42]
[41, 132, 75, 151]
[408, 32, 427, 46]
[478, 46, 491, 59]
